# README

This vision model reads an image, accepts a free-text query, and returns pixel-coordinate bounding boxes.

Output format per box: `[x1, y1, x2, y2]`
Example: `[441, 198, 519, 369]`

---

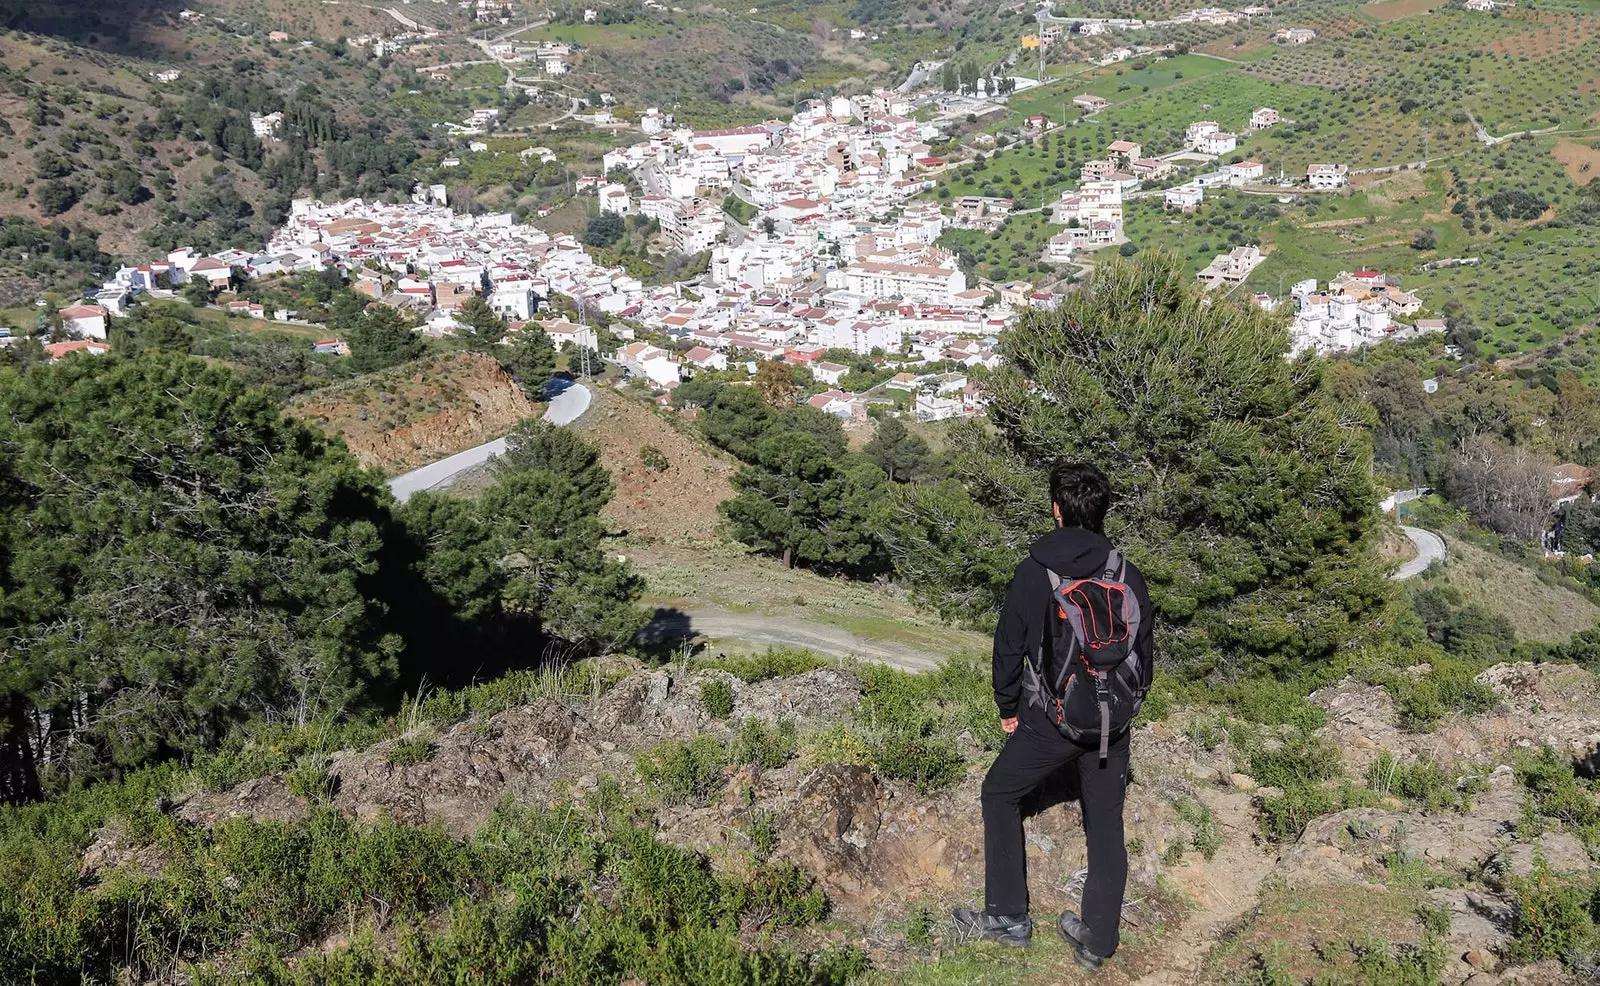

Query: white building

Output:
[490, 280, 537, 320]
[1250, 107, 1280, 130]
[598, 183, 632, 215]
[58, 304, 108, 339]
[250, 111, 284, 140]
[617, 341, 681, 386]
[1198, 131, 1238, 156]
[1164, 184, 1204, 211]
[1196, 245, 1264, 288]
[842, 257, 966, 306]
[1307, 163, 1349, 189]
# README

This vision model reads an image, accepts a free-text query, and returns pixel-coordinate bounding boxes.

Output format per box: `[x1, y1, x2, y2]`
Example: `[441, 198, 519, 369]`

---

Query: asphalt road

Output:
[387, 382, 590, 503]
[1394, 525, 1448, 581]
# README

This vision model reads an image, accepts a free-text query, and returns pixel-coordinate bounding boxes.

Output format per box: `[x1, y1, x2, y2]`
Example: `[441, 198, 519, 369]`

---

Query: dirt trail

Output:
[1131, 789, 1279, 985]
[660, 606, 944, 671]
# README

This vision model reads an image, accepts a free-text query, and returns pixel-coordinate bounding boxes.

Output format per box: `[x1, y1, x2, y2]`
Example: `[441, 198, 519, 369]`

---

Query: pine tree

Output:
[891, 252, 1391, 677]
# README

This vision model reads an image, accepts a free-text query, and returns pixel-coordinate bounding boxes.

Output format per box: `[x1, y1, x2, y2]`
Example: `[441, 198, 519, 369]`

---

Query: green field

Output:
[514, 20, 675, 47]
[938, 211, 1065, 283]
[1077, 53, 1236, 100]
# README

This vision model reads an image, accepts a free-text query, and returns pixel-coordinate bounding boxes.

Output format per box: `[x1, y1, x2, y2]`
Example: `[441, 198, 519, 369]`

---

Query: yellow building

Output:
[1021, 34, 1040, 48]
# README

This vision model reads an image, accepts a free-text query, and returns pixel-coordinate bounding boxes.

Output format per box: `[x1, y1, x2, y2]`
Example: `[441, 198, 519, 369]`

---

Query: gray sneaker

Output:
[1058, 910, 1107, 968]
[952, 907, 1033, 947]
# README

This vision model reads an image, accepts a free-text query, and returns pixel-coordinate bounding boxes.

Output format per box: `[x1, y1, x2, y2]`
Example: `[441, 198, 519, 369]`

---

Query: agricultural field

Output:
[514, 21, 677, 48]
[924, 0, 1600, 364]
[938, 210, 1065, 283]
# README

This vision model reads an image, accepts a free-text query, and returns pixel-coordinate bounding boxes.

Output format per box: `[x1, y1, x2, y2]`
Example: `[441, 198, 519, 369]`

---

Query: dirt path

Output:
[652, 606, 945, 671]
[1131, 790, 1279, 985]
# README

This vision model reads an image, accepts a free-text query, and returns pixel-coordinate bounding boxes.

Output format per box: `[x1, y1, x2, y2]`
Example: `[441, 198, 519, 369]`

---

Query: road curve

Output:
[387, 383, 590, 503]
[1393, 525, 1447, 581]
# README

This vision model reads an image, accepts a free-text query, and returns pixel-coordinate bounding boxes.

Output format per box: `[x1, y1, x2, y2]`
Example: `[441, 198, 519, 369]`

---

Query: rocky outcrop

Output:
[120, 660, 1600, 983]
[328, 699, 584, 837]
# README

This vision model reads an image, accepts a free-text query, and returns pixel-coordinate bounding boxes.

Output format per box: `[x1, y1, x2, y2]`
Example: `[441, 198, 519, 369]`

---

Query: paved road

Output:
[649, 606, 942, 672]
[387, 382, 590, 503]
[1394, 525, 1447, 580]
[1383, 488, 1447, 580]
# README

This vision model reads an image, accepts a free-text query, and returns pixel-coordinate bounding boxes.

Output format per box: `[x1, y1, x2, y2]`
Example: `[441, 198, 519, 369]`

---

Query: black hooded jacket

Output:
[991, 527, 1155, 719]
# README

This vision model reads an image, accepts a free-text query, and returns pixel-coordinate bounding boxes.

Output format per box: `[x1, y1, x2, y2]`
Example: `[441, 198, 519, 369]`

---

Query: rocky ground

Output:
[104, 659, 1600, 985]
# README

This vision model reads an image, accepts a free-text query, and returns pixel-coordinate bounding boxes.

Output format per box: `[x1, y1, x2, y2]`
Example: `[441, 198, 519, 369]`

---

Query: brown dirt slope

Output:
[572, 387, 736, 547]
[289, 352, 535, 475]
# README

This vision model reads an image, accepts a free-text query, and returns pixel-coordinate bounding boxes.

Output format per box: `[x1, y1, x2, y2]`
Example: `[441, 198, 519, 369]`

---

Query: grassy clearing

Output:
[1076, 53, 1236, 101]
[1364, 0, 1440, 19]
[514, 21, 675, 47]
[1416, 536, 1600, 644]
[632, 541, 993, 655]
[1201, 882, 1437, 985]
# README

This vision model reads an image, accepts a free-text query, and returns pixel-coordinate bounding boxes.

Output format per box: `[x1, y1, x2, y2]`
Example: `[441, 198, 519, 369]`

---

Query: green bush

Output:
[1246, 733, 1342, 791]
[636, 736, 729, 804]
[1257, 782, 1379, 843]
[386, 735, 435, 767]
[798, 724, 872, 771]
[734, 862, 828, 928]
[1366, 752, 1460, 812]
[699, 647, 829, 682]
[872, 734, 965, 793]
[1506, 858, 1598, 964]
[1386, 657, 1496, 730]
[1514, 745, 1600, 840]
[1174, 797, 1222, 860]
[701, 678, 735, 719]
[731, 718, 798, 770]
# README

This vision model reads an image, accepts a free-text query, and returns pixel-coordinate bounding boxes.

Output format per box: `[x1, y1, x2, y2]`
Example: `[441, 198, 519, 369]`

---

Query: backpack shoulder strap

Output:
[1102, 548, 1124, 581]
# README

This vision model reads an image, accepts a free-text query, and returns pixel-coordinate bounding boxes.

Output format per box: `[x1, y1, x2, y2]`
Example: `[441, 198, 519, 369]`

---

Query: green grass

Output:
[514, 21, 675, 47]
[1077, 53, 1236, 101]
[1415, 536, 1600, 643]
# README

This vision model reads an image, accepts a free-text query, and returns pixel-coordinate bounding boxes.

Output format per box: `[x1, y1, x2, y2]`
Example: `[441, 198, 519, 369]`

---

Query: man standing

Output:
[953, 462, 1155, 967]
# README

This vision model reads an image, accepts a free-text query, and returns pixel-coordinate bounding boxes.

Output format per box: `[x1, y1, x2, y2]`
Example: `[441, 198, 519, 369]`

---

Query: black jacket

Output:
[992, 527, 1155, 718]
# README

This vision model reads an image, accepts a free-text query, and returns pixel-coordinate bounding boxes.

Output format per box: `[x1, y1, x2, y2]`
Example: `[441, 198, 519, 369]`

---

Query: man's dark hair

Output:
[1049, 461, 1113, 532]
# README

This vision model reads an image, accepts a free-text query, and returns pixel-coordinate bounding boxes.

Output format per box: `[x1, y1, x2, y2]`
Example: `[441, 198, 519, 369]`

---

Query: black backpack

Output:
[1022, 548, 1148, 762]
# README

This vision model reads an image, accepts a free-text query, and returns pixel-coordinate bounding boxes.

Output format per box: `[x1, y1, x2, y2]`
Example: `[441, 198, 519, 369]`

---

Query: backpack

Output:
[1022, 548, 1148, 762]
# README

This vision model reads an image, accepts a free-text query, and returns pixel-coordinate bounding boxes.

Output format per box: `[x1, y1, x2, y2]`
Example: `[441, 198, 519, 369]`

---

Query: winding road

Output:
[387, 382, 590, 503]
[1384, 488, 1448, 580]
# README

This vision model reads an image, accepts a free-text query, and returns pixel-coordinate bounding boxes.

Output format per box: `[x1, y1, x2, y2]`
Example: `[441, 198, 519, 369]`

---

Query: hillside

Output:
[289, 351, 536, 474]
[12, 649, 1600, 983]
[1421, 538, 1600, 645]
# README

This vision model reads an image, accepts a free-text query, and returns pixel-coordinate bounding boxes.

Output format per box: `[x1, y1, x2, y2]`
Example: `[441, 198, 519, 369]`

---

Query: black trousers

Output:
[980, 710, 1131, 957]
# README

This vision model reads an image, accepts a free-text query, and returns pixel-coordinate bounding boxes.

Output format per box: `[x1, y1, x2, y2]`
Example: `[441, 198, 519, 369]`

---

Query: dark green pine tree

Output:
[890, 251, 1392, 678]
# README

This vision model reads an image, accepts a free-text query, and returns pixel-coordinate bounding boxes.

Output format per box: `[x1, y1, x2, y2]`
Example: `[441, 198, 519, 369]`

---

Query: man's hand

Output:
[1000, 716, 1018, 735]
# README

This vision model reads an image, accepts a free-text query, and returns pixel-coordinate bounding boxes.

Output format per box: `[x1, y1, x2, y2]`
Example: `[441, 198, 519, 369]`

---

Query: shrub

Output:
[1506, 858, 1598, 963]
[1247, 733, 1342, 790]
[1174, 797, 1222, 860]
[640, 444, 669, 471]
[636, 736, 728, 804]
[731, 718, 798, 770]
[1366, 752, 1460, 812]
[699, 647, 828, 682]
[386, 735, 435, 767]
[872, 733, 964, 793]
[700, 678, 735, 719]
[735, 862, 828, 928]
[798, 724, 872, 771]
[743, 807, 779, 857]
[1258, 782, 1378, 842]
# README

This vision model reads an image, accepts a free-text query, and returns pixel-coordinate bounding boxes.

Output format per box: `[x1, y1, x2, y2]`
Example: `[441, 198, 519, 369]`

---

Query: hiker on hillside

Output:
[953, 461, 1155, 968]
